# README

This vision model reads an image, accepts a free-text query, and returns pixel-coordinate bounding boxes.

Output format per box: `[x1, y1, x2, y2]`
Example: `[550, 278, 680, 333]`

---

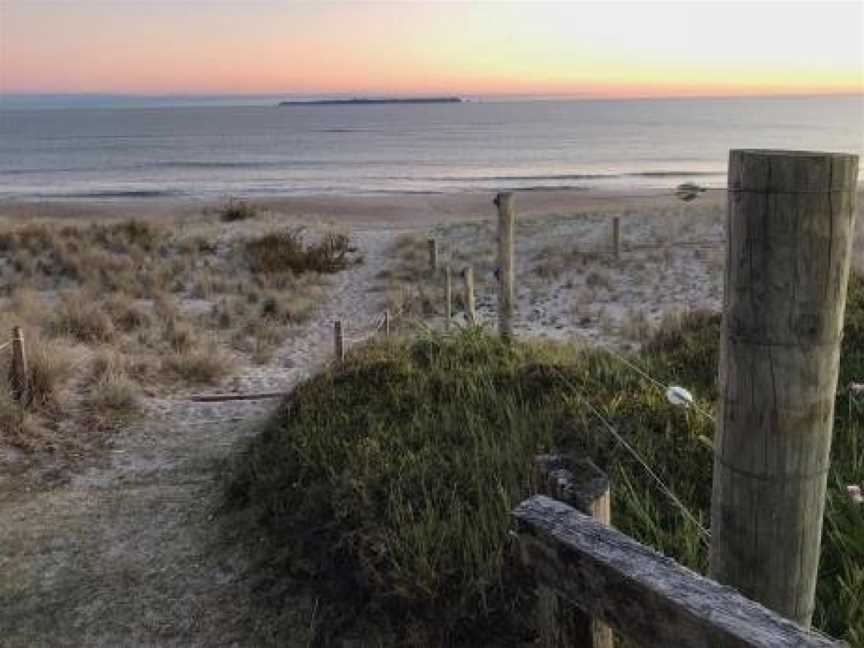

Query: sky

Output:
[1, 1, 862, 99]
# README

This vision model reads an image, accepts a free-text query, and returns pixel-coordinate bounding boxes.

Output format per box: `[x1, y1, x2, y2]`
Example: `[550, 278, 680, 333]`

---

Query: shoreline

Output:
[0, 187, 728, 227]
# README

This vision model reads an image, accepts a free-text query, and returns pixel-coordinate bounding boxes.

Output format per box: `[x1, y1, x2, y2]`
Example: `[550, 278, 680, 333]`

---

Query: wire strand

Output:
[550, 366, 711, 543]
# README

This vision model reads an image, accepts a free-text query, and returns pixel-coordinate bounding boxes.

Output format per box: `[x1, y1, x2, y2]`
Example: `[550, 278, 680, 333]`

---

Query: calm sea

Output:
[0, 95, 861, 200]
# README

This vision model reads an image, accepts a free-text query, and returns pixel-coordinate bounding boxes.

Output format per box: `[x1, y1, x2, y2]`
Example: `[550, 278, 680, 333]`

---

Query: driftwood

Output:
[514, 495, 844, 648]
[187, 392, 285, 402]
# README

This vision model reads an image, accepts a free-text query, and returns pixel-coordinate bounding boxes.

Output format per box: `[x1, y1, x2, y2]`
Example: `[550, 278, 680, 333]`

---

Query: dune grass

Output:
[226, 275, 864, 646]
[0, 218, 355, 470]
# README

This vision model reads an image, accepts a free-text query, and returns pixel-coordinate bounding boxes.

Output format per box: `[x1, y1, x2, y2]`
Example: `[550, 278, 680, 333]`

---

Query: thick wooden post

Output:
[463, 266, 476, 324]
[710, 149, 859, 627]
[534, 455, 614, 648]
[495, 192, 515, 338]
[384, 309, 391, 337]
[428, 239, 438, 273]
[612, 217, 620, 260]
[334, 320, 344, 363]
[9, 326, 30, 406]
[445, 265, 452, 329]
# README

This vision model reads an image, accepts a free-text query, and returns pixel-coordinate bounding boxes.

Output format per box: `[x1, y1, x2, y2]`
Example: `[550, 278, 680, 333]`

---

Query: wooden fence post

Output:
[445, 265, 452, 329]
[534, 455, 614, 648]
[334, 320, 344, 363]
[384, 309, 391, 337]
[428, 239, 438, 273]
[495, 192, 515, 338]
[612, 217, 620, 260]
[9, 326, 30, 406]
[463, 266, 476, 324]
[710, 149, 859, 627]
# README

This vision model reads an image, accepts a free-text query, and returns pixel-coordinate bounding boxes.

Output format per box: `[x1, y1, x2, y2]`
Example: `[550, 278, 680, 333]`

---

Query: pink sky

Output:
[1, 1, 862, 98]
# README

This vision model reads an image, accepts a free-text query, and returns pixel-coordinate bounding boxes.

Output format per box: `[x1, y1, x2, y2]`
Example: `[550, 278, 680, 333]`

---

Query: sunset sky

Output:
[1, 1, 862, 98]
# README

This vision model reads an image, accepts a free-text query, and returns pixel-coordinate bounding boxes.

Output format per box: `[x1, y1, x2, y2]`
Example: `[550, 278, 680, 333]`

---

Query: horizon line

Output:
[2, 90, 862, 102]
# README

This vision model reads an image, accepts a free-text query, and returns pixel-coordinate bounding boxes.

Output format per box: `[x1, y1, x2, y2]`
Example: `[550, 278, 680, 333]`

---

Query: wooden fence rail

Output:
[513, 495, 844, 648]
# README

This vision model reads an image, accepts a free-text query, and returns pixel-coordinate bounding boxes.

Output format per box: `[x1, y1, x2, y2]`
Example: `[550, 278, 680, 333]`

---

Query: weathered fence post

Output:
[710, 149, 859, 627]
[384, 309, 391, 337]
[445, 265, 452, 329]
[612, 217, 620, 260]
[495, 192, 515, 338]
[534, 455, 614, 648]
[9, 326, 30, 406]
[463, 266, 476, 324]
[428, 238, 438, 273]
[334, 320, 344, 363]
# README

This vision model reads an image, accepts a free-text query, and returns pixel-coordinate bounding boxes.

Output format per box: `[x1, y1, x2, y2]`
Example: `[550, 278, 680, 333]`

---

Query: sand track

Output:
[0, 228, 397, 648]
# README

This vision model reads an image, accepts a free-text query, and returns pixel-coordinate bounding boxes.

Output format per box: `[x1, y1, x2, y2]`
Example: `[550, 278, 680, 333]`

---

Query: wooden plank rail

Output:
[513, 495, 844, 648]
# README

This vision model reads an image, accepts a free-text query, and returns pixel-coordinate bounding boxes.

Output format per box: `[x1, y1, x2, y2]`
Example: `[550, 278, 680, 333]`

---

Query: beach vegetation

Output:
[226, 275, 864, 645]
[0, 216, 356, 477]
[245, 228, 354, 274]
[217, 197, 258, 222]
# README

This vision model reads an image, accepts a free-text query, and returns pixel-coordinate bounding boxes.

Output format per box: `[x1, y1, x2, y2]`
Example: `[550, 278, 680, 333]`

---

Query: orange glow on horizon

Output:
[1, 2, 861, 99]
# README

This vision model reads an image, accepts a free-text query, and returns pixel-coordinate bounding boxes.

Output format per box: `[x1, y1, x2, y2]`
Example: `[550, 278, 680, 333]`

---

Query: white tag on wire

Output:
[665, 385, 694, 409]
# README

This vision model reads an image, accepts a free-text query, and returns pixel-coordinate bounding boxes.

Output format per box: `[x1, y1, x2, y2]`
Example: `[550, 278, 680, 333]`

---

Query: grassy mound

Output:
[228, 279, 864, 646]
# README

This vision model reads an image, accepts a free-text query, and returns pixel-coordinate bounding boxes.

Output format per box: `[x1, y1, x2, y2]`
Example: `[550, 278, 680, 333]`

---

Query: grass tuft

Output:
[163, 345, 234, 384]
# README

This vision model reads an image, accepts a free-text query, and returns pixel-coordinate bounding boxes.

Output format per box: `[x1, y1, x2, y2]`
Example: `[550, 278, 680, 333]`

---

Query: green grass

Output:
[227, 277, 864, 646]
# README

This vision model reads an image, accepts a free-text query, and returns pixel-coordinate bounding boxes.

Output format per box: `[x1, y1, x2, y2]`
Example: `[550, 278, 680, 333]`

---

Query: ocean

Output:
[0, 95, 861, 200]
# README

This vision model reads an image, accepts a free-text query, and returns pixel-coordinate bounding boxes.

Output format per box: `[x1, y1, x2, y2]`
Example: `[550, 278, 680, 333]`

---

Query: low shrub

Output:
[218, 197, 258, 222]
[245, 229, 353, 274]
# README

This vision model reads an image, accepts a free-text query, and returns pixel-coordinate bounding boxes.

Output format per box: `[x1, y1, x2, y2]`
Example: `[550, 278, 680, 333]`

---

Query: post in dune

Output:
[533, 455, 614, 648]
[495, 192, 516, 338]
[334, 320, 344, 363]
[428, 238, 438, 273]
[611, 217, 620, 260]
[9, 326, 30, 407]
[462, 266, 476, 324]
[710, 149, 859, 627]
[384, 309, 391, 337]
[444, 265, 452, 329]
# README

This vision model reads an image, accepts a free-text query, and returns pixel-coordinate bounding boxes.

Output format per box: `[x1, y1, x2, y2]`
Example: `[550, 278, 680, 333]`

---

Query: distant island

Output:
[278, 97, 463, 106]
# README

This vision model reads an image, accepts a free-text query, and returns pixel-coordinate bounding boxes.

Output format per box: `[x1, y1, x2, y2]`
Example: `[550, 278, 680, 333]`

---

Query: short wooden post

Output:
[428, 238, 438, 273]
[612, 217, 620, 260]
[710, 149, 859, 627]
[384, 309, 391, 337]
[444, 265, 452, 329]
[463, 266, 476, 324]
[9, 326, 30, 406]
[534, 455, 614, 648]
[495, 192, 515, 338]
[334, 320, 344, 363]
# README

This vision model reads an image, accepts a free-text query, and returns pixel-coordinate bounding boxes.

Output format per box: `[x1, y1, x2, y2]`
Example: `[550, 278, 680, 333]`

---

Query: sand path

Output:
[0, 227, 398, 648]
